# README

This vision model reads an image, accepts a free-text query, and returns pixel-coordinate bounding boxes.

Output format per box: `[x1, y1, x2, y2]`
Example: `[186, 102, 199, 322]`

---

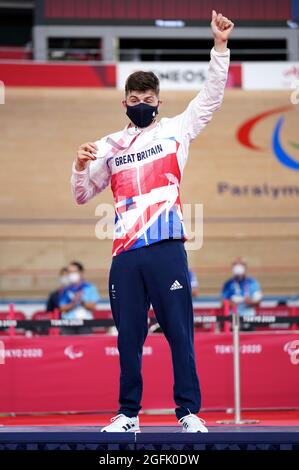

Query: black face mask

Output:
[126, 102, 158, 128]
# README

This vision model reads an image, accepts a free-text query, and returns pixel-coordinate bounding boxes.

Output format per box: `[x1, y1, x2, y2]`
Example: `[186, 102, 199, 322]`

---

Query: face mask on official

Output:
[68, 271, 81, 284]
[126, 102, 159, 129]
[232, 264, 246, 278]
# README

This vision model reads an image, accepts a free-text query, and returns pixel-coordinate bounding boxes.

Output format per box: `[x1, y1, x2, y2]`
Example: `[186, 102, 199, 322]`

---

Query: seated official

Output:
[59, 261, 101, 334]
[222, 258, 263, 317]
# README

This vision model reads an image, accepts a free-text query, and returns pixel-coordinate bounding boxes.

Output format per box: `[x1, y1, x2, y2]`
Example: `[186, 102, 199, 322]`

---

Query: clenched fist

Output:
[75, 142, 98, 171]
[211, 10, 234, 52]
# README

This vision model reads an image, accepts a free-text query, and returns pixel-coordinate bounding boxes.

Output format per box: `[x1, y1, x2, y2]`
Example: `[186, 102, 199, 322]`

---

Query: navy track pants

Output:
[108, 239, 201, 420]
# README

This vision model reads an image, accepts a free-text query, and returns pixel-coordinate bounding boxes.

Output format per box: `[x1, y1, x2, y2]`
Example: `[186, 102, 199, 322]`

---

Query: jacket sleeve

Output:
[71, 137, 112, 205]
[173, 47, 230, 143]
[222, 280, 232, 300]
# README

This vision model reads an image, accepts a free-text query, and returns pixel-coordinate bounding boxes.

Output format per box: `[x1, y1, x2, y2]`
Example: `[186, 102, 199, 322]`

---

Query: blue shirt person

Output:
[188, 270, 199, 297]
[59, 261, 101, 320]
[46, 267, 70, 312]
[222, 259, 263, 316]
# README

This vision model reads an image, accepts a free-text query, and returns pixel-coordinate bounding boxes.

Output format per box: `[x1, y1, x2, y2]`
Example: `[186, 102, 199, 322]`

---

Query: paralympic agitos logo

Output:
[237, 106, 299, 171]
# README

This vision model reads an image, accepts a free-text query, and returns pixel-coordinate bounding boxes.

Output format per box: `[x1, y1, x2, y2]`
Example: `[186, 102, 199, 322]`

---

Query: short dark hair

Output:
[125, 71, 160, 96]
[69, 261, 84, 272]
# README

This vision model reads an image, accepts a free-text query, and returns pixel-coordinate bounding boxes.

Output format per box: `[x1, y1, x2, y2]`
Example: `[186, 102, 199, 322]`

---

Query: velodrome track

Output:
[0, 88, 298, 298]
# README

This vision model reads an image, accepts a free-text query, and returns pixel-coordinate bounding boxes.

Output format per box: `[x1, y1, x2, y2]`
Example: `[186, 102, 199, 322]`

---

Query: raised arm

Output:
[173, 10, 234, 143]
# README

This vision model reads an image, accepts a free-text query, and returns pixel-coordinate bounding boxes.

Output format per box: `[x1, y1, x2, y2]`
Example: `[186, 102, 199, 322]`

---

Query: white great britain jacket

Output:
[71, 47, 230, 257]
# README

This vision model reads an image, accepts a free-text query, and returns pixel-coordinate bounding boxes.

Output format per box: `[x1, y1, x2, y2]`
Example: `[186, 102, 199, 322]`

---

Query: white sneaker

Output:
[178, 413, 208, 433]
[101, 414, 140, 433]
